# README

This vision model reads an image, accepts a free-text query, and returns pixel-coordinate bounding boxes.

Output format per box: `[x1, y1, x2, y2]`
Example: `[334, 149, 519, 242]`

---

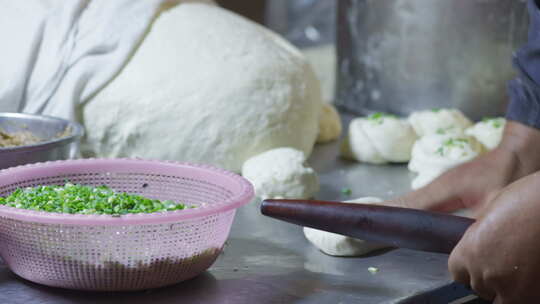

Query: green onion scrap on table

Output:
[341, 187, 352, 196]
[0, 183, 193, 216]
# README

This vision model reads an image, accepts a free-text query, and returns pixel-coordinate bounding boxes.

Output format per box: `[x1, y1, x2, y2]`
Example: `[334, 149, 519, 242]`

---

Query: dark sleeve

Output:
[506, 0, 540, 129]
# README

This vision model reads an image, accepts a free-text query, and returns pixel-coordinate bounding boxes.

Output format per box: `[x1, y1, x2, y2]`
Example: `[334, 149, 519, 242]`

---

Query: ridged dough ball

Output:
[341, 113, 417, 164]
[408, 108, 472, 137]
[465, 118, 505, 150]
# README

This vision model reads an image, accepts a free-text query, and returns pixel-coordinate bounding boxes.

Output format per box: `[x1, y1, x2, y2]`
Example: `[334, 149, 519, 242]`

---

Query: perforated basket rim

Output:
[0, 158, 254, 226]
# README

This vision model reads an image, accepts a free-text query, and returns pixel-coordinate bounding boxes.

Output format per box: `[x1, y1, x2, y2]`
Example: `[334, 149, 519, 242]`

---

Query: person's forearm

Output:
[498, 120, 540, 177]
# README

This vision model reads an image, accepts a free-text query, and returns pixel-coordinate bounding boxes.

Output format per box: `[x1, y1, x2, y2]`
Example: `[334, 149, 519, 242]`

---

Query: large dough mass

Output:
[82, 3, 322, 172]
[303, 197, 388, 256]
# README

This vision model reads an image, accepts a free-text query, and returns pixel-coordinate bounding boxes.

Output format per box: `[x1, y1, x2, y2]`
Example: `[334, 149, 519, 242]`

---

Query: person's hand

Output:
[389, 121, 540, 213]
[448, 172, 540, 303]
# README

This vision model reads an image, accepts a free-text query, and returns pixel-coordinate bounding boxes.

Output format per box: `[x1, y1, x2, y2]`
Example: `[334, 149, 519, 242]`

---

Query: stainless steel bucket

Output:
[336, 0, 529, 120]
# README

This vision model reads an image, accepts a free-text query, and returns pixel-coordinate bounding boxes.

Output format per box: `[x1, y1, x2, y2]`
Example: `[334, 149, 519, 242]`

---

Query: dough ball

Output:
[303, 197, 388, 256]
[408, 109, 473, 137]
[465, 118, 506, 150]
[241, 147, 319, 199]
[317, 104, 342, 143]
[340, 113, 417, 164]
[408, 134, 482, 189]
[82, 3, 322, 172]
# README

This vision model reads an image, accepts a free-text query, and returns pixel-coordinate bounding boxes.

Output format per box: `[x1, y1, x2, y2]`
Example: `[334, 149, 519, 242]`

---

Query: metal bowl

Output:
[0, 113, 84, 170]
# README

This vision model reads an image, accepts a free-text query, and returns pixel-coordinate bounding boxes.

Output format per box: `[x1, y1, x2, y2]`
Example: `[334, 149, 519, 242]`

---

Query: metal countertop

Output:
[0, 127, 475, 304]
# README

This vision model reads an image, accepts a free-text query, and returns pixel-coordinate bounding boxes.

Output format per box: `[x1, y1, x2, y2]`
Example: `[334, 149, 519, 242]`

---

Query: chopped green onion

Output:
[481, 117, 505, 129]
[367, 112, 397, 125]
[0, 183, 192, 215]
[436, 137, 470, 156]
[435, 126, 457, 135]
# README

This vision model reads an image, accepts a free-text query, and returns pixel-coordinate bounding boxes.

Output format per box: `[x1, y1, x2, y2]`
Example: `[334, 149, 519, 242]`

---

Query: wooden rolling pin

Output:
[261, 199, 475, 254]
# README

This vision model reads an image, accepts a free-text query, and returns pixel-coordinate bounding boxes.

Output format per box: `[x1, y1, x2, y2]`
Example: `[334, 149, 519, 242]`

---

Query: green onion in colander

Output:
[0, 183, 192, 216]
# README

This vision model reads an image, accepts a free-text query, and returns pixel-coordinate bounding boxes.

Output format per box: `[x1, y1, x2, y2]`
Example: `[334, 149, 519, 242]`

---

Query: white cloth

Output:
[0, 0, 166, 120]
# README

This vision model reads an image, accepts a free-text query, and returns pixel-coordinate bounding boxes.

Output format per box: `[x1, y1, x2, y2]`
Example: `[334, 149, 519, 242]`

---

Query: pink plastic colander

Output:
[0, 158, 254, 291]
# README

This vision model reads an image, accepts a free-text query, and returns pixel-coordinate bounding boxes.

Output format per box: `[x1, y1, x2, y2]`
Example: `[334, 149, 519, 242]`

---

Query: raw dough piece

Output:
[340, 113, 417, 164]
[408, 134, 482, 189]
[408, 109, 473, 137]
[241, 147, 319, 199]
[301, 44, 336, 104]
[82, 3, 322, 172]
[465, 118, 506, 150]
[317, 104, 342, 143]
[303, 197, 388, 256]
